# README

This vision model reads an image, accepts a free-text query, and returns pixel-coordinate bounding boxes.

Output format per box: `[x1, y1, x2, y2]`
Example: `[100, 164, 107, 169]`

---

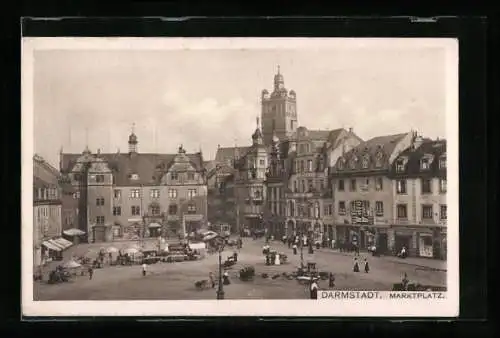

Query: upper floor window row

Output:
[169, 171, 197, 181]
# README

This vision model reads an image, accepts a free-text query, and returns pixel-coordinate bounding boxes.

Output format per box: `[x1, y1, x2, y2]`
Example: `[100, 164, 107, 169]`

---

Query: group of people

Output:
[353, 257, 370, 273]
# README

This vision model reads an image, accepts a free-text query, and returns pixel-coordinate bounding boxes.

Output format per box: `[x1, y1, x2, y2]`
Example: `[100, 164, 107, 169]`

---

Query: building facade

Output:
[330, 132, 415, 251]
[233, 119, 269, 232]
[60, 134, 208, 243]
[33, 154, 64, 267]
[285, 127, 363, 243]
[390, 137, 447, 259]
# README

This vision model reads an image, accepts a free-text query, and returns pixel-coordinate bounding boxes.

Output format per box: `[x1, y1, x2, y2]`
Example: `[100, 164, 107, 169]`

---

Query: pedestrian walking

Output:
[223, 271, 230, 285]
[88, 266, 93, 280]
[209, 272, 215, 288]
[292, 243, 298, 255]
[364, 258, 370, 273]
[310, 279, 319, 299]
[331, 238, 336, 250]
[353, 258, 360, 272]
[329, 273, 335, 288]
[142, 263, 147, 277]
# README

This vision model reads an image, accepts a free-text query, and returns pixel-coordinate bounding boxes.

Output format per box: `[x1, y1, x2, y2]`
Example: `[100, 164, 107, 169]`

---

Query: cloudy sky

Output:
[29, 38, 453, 167]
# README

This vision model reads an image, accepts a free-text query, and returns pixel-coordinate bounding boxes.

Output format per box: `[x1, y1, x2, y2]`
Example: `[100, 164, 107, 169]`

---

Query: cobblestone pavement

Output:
[34, 237, 446, 300]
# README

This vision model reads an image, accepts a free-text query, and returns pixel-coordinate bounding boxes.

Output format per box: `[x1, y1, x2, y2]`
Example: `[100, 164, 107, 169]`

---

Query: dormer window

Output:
[439, 157, 447, 169]
[421, 158, 430, 170]
[362, 156, 369, 169]
[396, 159, 405, 173]
[349, 157, 357, 169]
[187, 172, 195, 180]
[375, 152, 384, 167]
[171, 172, 178, 180]
[130, 173, 139, 180]
[337, 158, 345, 170]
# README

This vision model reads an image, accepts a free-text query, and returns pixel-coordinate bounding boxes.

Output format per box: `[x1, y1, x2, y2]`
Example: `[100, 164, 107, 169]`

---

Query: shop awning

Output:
[148, 222, 161, 228]
[48, 239, 66, 250]
[42, 241, 61, 251]
[63, 228, 85, 236]
[53, 237, 73, 249]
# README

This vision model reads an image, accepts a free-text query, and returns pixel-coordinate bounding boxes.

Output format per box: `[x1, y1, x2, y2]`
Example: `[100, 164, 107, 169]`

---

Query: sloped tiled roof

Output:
[354, 133, 408, 157]
[215, 146, 251, 164]
[61, 152, 204, 186]
[332, 132, 410, 174]
[390, 139, 446, 178]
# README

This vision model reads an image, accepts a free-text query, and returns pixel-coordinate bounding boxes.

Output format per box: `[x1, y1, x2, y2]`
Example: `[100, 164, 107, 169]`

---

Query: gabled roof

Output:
[357, 133, 408, 155]
[215, 146, 251, 164]
[60, 152, 204, 186]
[332, 132, 410, 174]
[391, 139, 446, 178]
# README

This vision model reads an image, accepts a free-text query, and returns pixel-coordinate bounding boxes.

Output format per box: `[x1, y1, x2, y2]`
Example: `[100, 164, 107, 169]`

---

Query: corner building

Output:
[60, 134, 208, 243]
[390, 137, 447, 259]
[330, 132, 414, 251]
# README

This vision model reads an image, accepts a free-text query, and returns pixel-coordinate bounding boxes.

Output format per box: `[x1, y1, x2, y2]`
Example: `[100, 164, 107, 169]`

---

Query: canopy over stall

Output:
[42, 240, 61, 252]
[63, 260, 82, 269]
[63, 228, 86, 236]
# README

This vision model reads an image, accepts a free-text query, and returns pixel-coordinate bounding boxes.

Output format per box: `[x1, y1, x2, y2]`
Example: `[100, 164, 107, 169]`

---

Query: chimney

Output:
[413, 134, 424, 149]
[218, 144, 220, 149]
[349, 127, 353, 133]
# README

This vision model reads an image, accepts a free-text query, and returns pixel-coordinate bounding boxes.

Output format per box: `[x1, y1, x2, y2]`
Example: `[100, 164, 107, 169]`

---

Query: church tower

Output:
[128, 123, 138, 154]
[261, 66, 298, 145]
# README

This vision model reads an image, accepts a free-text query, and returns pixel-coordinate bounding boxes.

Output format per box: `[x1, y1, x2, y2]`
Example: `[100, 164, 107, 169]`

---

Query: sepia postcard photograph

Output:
[22, 37, 459, 317]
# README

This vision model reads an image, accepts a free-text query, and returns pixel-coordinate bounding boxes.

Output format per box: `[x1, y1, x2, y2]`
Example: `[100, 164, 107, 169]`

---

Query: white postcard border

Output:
[22, 37, 459, 317]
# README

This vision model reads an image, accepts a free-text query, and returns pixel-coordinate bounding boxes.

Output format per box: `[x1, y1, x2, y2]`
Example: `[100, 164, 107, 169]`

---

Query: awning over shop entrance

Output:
[63, 228, 85, 236]
[148, 222, 161, 228]
[42, 240, 61, 252]
[53, 237, 73, 249]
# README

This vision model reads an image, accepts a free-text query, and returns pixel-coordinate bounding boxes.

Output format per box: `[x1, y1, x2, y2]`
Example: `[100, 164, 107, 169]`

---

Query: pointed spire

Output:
[277, 64, 280, 75]
[85, 127, 89, 149]
[131, 122, 135, 134]
[256, 116, 260, 129]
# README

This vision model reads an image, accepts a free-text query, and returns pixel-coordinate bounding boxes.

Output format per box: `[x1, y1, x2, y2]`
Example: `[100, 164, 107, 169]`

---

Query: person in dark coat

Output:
[209, 272, 215, 288]
[88, 266, 93, 280]
[265, 254, 271, 265]
[364, 258, 370, 273]
[233, 251, 238, 262]
[223, 271, 230, 285]
[353, 258, 360, 272]
[308, 243, 314, 254]
[329, 273, 335, 288]
[310, 279, 319, 299]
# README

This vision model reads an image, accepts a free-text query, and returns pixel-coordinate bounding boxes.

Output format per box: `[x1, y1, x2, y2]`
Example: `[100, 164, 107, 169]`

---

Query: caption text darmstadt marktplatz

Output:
[319, 291, 447, 300]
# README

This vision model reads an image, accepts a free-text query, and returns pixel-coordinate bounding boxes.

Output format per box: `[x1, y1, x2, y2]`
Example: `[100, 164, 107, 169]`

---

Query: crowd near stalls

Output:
[37, 236, 209, 284]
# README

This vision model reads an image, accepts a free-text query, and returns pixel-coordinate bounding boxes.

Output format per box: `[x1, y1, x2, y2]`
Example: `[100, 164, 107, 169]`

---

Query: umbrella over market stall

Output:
[63, 260, 82, 269]
[106, 246, 119, 254]
[202, 232, 219, 241]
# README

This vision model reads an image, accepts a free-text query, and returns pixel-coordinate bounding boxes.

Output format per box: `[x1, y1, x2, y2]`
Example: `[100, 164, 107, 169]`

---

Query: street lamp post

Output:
[216, 238, 226, 300]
